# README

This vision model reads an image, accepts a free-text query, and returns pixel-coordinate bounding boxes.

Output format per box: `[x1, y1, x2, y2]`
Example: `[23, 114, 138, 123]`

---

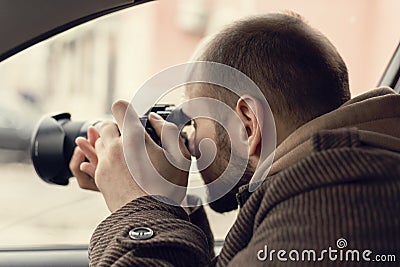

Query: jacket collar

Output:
[237, 87, 400, 207]
[270, 86, 400, 176]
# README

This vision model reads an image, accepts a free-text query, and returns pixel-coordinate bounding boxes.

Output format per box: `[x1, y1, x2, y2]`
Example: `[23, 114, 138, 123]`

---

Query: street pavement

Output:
[0, 163, 237, 247]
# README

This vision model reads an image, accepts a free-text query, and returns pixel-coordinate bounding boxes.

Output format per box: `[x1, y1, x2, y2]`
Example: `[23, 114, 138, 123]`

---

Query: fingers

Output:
[80, 162, 96, 178]
[87, 126, 99, 146]
[69, 147, 99, 191]
[98, 121, 120, 146]
[149, 112, 191, 159]
[70, 146, 85, 175]
[76, 137, 98, 164]
[74, 134, 99, 190]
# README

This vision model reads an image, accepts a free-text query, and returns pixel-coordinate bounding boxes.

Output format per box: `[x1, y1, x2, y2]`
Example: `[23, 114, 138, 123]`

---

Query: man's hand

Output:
[73, 100, 191, 212]
[69, 126, 100, 191]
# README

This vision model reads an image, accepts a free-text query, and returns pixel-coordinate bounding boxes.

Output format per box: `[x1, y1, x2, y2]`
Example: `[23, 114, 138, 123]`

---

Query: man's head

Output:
[185, 12, 350, 212]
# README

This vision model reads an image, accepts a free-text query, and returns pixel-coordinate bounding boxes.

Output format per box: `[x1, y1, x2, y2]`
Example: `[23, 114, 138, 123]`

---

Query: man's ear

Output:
[235, 95, 262, 157]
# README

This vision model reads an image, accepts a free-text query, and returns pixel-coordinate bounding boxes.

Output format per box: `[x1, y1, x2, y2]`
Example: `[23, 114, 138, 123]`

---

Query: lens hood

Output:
[31, 113, 87, 185]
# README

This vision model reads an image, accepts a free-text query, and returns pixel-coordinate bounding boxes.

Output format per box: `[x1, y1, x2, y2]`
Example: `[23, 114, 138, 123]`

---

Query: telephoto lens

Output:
[30, 113, 98, 185]
[30, 105, 190, 186]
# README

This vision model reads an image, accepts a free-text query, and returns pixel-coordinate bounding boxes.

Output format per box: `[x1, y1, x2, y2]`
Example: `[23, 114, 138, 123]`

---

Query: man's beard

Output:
[204, 123, 255, 213]
[207, 163, 254, 213]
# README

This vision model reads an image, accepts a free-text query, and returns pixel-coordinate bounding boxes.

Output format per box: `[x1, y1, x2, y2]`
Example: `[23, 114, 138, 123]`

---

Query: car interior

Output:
[0, 1, 399, 266]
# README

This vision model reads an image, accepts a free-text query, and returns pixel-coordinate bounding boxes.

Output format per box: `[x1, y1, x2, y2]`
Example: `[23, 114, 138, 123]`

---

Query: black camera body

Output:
[30, 104, 190, 186]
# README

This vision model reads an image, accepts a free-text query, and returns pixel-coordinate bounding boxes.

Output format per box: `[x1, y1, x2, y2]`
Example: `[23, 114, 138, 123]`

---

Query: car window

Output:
[0, 0, 399, 247]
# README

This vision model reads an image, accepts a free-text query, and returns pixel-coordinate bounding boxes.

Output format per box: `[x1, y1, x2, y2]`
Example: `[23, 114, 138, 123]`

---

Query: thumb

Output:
[111, 100, 130, 131]
[149, 112, 191, 159]
[112, 100, 145, 141]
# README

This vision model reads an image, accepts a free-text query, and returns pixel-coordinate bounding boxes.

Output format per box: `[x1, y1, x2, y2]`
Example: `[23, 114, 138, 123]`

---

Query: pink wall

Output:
[150, 0, 203, 74]
[150, 0, 400, 96]
[254, 0, 400, 95]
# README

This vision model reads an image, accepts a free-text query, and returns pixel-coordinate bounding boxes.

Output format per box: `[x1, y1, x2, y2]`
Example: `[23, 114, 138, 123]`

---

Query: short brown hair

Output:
[197, 12, 350, 130]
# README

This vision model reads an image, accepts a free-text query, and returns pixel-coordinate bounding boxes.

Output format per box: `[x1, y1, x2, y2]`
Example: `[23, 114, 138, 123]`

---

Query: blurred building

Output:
[1, 0, 399, 120]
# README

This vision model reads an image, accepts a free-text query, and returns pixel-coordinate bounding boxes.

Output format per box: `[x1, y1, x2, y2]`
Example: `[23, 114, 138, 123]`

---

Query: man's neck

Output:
[275, 119, 295, 146]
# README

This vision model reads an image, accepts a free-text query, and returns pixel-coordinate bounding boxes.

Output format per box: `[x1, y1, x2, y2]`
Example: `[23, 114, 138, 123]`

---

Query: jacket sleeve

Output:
[89, 196, 212, 267]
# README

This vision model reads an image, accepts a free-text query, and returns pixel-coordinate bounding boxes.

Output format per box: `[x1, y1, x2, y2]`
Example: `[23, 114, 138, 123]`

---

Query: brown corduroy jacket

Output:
[89, 87, 400, 266]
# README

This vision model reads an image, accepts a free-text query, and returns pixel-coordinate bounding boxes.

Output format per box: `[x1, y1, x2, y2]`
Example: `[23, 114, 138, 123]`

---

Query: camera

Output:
[30, 104, 190, 186]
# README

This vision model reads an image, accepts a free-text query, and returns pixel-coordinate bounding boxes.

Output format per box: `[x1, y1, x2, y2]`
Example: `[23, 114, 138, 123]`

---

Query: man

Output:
[70, 13, 400, 266]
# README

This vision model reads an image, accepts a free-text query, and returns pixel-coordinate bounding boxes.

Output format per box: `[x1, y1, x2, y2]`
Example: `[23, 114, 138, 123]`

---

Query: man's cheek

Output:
[199, 169, 212, 184]
[193, 136, 202, 159]
[186, 129, 197, 157]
